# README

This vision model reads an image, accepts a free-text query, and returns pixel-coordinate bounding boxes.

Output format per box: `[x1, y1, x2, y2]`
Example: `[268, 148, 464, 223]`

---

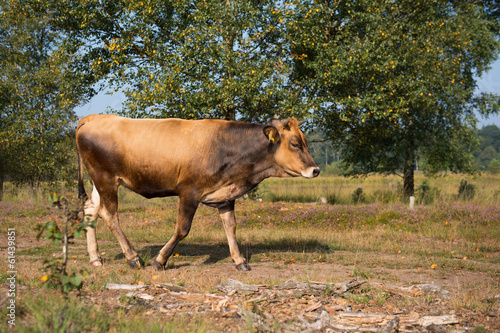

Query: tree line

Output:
[1, 0, 500, 201]
[309, 124, 500, 175]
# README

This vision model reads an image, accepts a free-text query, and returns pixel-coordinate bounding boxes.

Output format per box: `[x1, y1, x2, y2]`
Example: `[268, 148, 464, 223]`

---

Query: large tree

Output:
[289, 0, 500, 196]
[0, 0, 96, 198]
[55, 0, 303, 122]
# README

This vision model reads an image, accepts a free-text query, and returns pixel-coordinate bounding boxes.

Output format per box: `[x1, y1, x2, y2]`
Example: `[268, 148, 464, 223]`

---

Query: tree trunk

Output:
[403, 153, 415, 198]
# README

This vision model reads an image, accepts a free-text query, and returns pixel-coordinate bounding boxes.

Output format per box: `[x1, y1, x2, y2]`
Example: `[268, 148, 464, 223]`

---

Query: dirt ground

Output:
[2, 233, 499, 332]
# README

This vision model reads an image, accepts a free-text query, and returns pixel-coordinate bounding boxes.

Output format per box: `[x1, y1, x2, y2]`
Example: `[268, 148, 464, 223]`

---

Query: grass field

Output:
[1, 173, 499, 331]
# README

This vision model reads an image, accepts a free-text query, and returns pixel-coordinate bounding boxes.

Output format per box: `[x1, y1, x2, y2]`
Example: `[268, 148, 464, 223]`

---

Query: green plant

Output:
[326, 193, 338, 205]
[417, 180, 439, 204]
[488, 159, 500, 174]
[352, 188, 365, 204]
[35, 193, 93, 295]
[458, 179, 476, 201]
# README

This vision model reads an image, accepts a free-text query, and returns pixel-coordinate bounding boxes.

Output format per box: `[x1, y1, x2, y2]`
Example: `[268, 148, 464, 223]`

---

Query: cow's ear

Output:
[264, 126, 280, 144]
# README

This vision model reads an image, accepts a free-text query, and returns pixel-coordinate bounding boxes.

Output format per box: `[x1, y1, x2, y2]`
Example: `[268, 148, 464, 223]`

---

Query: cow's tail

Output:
[77, 148, 88, 204]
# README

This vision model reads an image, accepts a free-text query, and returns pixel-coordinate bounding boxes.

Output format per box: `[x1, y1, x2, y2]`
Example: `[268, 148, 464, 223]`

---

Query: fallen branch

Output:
[105, 283, 148, 290]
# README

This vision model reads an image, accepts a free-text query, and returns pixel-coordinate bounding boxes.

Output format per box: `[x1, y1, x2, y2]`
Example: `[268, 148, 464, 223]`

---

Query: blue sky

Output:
[75, 59, 500, 128]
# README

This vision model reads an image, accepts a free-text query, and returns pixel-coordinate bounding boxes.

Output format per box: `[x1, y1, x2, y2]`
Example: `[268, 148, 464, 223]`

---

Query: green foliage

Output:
[458, 179, 476, 201]
[475, 125, 500, 170]
[0, 0, 96, 192]
[352, 188, 365, 204]
[2, 0, 499, 199]
[35, 193, 93, 295]
[289, 0, 500, 195]
[307, 132, 340, 168]
[57, 0, 301, 121]
[488, 158, 500, 174]
[323, 163, 340, 176]
[416, 180, 441, 204]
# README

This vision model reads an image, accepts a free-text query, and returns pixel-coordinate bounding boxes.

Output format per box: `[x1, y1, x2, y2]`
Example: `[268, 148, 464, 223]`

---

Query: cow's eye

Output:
[290, 142, 300, 149]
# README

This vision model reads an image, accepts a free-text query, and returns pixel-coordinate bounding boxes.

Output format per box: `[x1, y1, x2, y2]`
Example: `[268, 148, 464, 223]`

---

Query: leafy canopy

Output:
[0, 0, 96, 186]
[56, 0, 305, 121]
[288, 0, 500, 194]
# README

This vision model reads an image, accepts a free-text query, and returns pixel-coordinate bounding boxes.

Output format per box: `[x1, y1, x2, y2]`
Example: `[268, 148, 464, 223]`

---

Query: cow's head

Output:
[264, 118, 320, 178]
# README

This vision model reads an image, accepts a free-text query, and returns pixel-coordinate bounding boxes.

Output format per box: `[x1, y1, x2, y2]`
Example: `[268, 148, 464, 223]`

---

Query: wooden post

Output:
[409, 196, 415, 210]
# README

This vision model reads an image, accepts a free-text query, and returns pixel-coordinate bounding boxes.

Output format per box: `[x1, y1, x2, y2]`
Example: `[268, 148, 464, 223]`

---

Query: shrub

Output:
[326, 193, 339, 205]
[488, 159, 500, 174]
[458, 179, 476, 201]
[352, 187, 365, 204]
[416, 180, 440, 204]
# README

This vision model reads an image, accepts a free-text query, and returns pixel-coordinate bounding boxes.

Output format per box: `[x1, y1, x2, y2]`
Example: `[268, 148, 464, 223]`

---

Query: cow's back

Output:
[76, 115, 261, 198]
[77, 115, 214, 196]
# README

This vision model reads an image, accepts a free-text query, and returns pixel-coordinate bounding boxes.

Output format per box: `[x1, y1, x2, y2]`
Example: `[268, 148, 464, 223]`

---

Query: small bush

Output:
[326, 193, 339, 205]
[416, 180, 440, 204]
[458, 179, 476, 201]
[352, 188, 365, 204]
[488, 159, 500, 174]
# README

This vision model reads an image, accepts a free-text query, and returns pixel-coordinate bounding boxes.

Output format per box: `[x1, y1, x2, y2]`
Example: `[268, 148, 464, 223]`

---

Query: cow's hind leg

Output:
[219, 201, 251, 271]
[98, 189, 142, 268]
[153, 195, 198, 270]
[84, 185, 102, 266]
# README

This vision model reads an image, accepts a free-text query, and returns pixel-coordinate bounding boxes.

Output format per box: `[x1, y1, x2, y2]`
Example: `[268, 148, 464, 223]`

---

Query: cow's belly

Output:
[119, 177, 177, 199]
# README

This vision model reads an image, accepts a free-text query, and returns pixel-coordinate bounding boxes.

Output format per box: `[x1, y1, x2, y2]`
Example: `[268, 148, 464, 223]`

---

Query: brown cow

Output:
[76, 115, 319, 271]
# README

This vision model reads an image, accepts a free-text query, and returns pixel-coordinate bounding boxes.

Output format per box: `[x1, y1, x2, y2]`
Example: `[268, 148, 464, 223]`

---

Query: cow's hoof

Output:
[153, 260, 166, 271]
[90, 257, 102, 267]
[127, 257, 143, 269]
[236, 263, 251, 271]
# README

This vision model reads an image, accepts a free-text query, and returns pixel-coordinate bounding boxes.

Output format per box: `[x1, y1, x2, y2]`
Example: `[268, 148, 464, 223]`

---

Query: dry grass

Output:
[1, 173, 499, 332]
[260, 172, 500, 206]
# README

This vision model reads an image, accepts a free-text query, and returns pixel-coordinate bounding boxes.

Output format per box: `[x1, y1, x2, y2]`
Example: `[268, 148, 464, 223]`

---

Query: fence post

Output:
[409, 196, 415, 210]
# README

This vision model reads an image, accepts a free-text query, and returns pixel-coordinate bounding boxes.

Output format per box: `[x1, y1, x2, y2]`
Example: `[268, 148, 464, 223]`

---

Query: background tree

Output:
[0, 0, 97, 199]
[55, 0, 303, 122]
[289, 0, 500, 197]
[475, 124, 500, 169]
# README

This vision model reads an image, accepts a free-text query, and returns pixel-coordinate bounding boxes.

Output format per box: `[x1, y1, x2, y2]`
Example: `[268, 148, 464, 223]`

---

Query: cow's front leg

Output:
[219, 201, 251, 271]
[99, 190, 141, 268]
[153, 195, 198, 271]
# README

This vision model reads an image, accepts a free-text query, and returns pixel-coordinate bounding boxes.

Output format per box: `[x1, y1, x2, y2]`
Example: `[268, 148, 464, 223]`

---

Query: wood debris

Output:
[105, 283, 147, 290]
[372, 281, 451, 300]
[216, 278, 265, 294]
[91, 278, 473, 332]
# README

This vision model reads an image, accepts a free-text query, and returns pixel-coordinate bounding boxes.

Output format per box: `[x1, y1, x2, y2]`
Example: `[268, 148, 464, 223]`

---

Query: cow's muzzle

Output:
[301, 167, 320, 178]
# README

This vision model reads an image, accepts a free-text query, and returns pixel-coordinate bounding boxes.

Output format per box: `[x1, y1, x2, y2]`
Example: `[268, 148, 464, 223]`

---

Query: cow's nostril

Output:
[313, 168, 320, 177]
